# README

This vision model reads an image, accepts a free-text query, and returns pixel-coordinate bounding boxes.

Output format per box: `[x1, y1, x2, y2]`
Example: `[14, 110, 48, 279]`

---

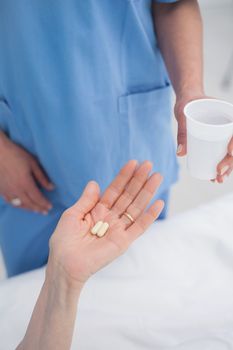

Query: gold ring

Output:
[123, 212, 135, 223]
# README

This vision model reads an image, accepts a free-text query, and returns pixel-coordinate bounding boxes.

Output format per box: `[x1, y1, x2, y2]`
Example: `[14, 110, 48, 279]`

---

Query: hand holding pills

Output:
[48, 160, 164, 289]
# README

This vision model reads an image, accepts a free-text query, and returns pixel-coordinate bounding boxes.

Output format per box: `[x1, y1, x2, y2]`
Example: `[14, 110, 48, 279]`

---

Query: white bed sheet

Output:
[1, 193, 233, 350]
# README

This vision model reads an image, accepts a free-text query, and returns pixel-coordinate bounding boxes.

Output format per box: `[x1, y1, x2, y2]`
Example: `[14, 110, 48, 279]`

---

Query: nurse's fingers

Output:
[8, 192, 43, 213]
[120, 172, 163, 227]
[112, 161, 153, 216]
[31, 159, 54, 190]
[19, 193, 43, 213]
[100, 160, 138, 209]
[25, 193, 50, 214]
[216, 153, 233, 183]
[70, 181, 100, 219]
[176, 115, 187, 157]
[26, 176, 52, 212]
[125, 200, 164, 241]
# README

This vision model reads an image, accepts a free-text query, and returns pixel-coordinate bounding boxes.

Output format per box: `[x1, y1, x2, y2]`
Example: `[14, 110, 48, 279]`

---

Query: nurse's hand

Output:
[48, 160, 164, 289]
[174, 94, 233, 183]
[0, 131, 54, 213]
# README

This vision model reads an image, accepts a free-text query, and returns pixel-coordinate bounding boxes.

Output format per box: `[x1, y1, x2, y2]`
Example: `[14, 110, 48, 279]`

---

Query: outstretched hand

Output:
[48, 160, 164, 288]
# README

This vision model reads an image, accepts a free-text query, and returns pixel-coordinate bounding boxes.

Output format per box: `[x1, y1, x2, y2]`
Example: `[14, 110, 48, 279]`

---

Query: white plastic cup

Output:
[184, 99, 233, 180]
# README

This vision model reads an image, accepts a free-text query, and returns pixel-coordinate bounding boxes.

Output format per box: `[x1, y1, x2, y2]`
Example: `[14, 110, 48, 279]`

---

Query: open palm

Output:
[49, 160, 164, 286]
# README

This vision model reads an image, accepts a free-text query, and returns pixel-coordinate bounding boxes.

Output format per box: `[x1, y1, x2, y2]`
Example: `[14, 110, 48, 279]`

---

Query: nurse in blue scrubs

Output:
[0, 0, 232, 277]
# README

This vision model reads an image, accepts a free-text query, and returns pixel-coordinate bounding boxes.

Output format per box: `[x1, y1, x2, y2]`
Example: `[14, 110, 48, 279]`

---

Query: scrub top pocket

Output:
[118, 84, 178, 190]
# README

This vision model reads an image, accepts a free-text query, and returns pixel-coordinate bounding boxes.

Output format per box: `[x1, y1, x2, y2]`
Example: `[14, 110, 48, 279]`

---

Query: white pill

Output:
[97, 222, 109, 237]
[91, 221, 103, 235]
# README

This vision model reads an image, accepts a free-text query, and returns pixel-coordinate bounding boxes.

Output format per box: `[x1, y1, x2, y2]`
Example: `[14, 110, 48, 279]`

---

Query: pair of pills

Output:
[91, 220, 109, 238]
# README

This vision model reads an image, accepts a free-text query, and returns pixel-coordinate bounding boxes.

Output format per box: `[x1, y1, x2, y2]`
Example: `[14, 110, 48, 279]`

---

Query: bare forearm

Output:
[17, 261, 82, 350]
[153, 0, 204, 97]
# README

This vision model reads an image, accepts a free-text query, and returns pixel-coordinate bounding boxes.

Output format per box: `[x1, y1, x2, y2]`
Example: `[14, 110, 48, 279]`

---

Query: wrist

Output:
[174, 88, 207, 121]
[45, 254, 85, 297]
[43, 273, 81, 312]
[175, 84, 205, 102]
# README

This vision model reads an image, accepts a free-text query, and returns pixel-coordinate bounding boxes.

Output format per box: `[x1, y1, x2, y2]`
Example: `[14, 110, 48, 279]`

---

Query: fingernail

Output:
[220, 165, 230, 176]
[176, 144, 183, 154]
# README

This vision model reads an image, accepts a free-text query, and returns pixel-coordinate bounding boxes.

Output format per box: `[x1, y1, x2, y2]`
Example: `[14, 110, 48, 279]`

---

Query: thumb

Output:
[176, 114, 187, 157]
[71, 181, 100, 219]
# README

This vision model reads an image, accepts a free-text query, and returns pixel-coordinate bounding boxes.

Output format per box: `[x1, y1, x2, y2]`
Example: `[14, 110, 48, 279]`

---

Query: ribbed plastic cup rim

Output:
[184, 98, 233, 129]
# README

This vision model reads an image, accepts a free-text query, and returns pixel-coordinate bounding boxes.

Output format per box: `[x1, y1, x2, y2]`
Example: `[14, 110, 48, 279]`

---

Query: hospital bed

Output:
[1, 193, 233, 350]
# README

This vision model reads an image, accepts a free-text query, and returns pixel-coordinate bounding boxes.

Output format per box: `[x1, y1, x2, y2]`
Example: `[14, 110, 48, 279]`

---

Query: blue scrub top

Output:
[0, 0, 179, 275]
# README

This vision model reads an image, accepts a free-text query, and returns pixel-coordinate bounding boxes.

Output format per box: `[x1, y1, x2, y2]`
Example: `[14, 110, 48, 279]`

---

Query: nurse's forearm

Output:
[152, 0, 204, 97]
[16, 262, 82, 350]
